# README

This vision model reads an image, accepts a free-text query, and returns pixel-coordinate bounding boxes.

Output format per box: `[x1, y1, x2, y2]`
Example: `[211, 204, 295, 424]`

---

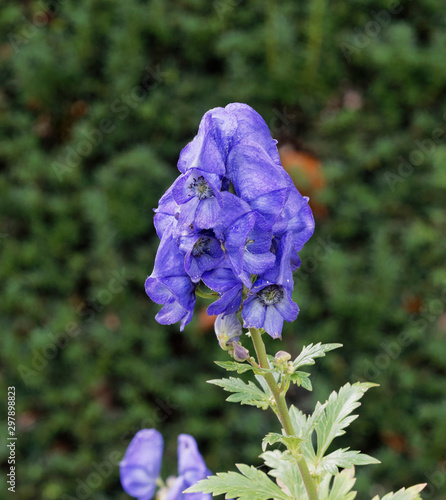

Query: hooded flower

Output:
[178, 229, 224, 283]
[242, 283, 299, 339]
[120, 430, 213, 500]
[145, 103, 314, 338]
[214, 312, 243, 349]
[177, 103, 280, 176]
[164, 434, 213, 500]
[120, 429, 163, 500]
[213, 192, 275, 287]
[172, 169, 223, 231]
[145, 225, 196, 331]
[201, 265, 244, 317]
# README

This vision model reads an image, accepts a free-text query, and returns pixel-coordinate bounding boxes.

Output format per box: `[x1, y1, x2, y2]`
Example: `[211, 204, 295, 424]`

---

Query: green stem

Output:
[195, 288, 219, 299]
[249, 327, 319, 500]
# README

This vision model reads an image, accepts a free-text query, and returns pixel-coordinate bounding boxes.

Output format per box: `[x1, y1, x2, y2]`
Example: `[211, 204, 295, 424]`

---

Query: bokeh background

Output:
[1, 0, 446, 499]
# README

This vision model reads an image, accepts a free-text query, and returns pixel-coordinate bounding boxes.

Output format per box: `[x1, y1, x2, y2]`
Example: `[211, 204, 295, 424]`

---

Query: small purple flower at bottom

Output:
[164, 434, 212, 500]
[242, 284, 299, 339]
[120, 431, 215, 500]
[120, 429, 163, 500]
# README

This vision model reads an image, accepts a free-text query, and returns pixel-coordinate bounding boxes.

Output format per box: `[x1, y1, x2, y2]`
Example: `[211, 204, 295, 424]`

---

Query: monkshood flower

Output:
[214, 312, 242, 349]
[178, 230, 224, 283]
[242, 282, 299, 339]
[145, 225, 196, 331]
[120, 429, 163, 500]
[172, 169, 222, 231]
[177, 103, 281, 176]
[145, 102, 315, 338]
[120, 430, 212, 500]
[241, 233, 299, 338]
[213, 192, 275, 287]
[201, 265, 244, 317]
[163, 434, 213, 500]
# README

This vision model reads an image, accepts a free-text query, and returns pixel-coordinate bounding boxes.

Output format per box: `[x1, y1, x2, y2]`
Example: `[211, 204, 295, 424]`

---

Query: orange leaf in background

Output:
[70, 100, 88, 119]
[197, 307, 216, 334]
[381, 430, 407, 454]
[402, 295, 423, 314]
[279, 145, 327, 217]
[104, 312, 121, 331]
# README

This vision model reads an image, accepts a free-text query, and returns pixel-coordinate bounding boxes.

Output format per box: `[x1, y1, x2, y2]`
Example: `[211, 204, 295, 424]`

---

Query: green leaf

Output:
[208, 377, 271, 409]
[289, 402, 328, 440]
[371, 484, 426, 500]
[318, 448, 380, 475]
[185, 463, 292, 500]
[289, 370, 313, 391]
[288, 398, 379, 475]
[315, 382, 377, 459]
[288, 405, 320, 463]
[319, 467, 357, 500]
[293, 343, 343, 370]
[262, 432, 284, 450]
[214, 360, 272, 375]
[262, 432, 303, 453]
[214, 360, 254, 374]
[262, 450, 308, 499]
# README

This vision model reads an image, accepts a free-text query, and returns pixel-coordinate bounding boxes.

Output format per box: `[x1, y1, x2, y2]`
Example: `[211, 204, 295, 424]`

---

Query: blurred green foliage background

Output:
[1, 0, 445, 499]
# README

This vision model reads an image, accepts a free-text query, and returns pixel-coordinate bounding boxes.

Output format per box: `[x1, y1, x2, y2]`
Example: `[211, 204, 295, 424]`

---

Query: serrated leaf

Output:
[262, 432, 284, 451]
[315, 382, 377, 459]
[293, 343, 342, 369]
[289, 403, 327, 440]
[214, 360, 254, 374]
[185, 463, 291, 500]
[289, 371, 312, 391]
[262, 450, 307, 499]
[255, 371, 278, 394]
[319, 467, 357, 500]
[288, 405, 319, 463]
[318, 448, 380, 475]
[261, 432, 303, 453]
[215, 360, 274, 375]
[371, 484, 426, 500]
[208, 377, 271, 409]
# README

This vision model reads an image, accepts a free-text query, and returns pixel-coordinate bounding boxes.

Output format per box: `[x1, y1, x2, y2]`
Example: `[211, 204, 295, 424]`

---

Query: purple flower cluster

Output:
[120, 429, 212, 500]
[145, 103, 314, 338]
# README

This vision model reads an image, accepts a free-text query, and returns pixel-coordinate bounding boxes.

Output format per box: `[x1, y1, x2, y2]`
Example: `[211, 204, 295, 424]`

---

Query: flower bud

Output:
[274, 350, 292, 366]
[285, 361, 295, 375]
[214, 313, 242, 350]
[231, 342, 250, 362]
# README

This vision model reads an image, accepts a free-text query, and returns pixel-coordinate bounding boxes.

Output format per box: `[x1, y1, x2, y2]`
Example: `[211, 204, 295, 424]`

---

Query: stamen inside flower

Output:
[257, 285, 284, 306]
[192, 236, 212, 257]
[189, 176, 214, 199]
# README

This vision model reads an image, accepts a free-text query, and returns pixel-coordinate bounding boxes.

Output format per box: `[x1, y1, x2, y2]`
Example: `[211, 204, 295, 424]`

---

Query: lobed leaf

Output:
[371, 484, 426, 500]
[262, 432, 285, 451]
[262, 450, 308, 499]
[289, 370, 312, 391]
[185, 463, 292, 500]
[293, 343, 343, 370]
[315, 382, 377, 459]
[262, 432, 303, 453]
[318, 448, 380, 475]
[319, 467, 357, 500]
[214, 360, 255, 374]
[215, 360, 273, 375]
[208, 377, 271, 409]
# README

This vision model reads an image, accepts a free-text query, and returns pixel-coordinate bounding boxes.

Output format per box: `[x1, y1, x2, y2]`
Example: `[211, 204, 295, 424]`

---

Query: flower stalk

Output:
[249, 327, 319, 500]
